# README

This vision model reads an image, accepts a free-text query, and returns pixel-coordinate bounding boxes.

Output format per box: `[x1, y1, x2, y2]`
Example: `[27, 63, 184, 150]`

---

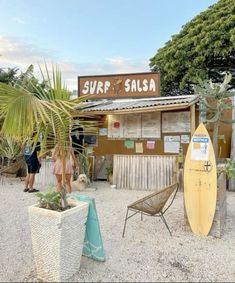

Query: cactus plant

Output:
[194, 72, 235, 160]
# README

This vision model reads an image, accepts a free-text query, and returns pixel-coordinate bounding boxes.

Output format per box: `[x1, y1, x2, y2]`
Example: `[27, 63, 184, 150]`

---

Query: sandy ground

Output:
[0, 177, 235, 282]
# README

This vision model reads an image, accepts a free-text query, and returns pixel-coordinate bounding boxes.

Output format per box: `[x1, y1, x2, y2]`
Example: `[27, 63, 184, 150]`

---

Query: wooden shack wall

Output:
[86, 107, 232, 182]
[92, 108, 232, 158]
[113, 154, 178, 191]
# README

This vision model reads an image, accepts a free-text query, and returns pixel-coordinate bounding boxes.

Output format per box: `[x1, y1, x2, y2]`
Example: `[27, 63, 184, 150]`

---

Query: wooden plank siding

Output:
[35, 159, 55, 187]
[113, 154, 178, 191]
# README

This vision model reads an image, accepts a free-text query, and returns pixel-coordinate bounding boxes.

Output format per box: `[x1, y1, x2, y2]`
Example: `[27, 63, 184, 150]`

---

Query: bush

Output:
[35, 188, 62, 211]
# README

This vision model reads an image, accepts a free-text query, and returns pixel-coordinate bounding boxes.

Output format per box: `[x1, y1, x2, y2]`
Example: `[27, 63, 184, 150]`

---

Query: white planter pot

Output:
[28, 200, 89, 282]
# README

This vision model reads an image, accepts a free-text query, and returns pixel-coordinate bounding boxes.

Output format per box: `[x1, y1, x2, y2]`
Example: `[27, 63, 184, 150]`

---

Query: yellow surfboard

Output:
[184, 123, 217, 236]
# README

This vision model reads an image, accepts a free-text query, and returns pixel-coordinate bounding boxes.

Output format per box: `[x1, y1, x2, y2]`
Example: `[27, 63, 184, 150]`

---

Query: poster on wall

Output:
[123, 114, 141, 138]
[135, 142, 143, 153]
[108, 112, 161, 139]
[124, 140, 134, 149]
[146, 140, 155, 149]
[162, 111, 191, 133]
[141, 112, 161, 138]
[108, 115, 124, 138]
[99, 128, 108, 136]
[164, 136, 180, 153]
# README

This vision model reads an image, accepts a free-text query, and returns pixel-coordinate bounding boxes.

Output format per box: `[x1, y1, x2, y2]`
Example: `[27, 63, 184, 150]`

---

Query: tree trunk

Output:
[61, 151, 68, 209]
[229, 97, 235, 191]
[213, 121, 219, 161]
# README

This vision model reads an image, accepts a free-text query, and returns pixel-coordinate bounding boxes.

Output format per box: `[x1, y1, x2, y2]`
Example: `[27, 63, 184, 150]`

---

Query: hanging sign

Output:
[78, 72, 160, 99]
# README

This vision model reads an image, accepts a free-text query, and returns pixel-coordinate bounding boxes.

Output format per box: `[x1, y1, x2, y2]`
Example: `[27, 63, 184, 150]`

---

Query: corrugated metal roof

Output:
[76, 95, 199, 114]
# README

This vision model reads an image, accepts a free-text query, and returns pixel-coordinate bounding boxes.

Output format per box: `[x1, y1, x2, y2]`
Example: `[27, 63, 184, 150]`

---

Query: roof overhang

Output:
[75, 95, 199, 115]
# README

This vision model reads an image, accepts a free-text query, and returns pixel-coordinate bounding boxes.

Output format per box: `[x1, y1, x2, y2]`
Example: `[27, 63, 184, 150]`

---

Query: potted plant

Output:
[105, 164, 113, 184]
[28, 188, 88, 281]
[0, 136, 24, 176]
[0, 65, 91, 281]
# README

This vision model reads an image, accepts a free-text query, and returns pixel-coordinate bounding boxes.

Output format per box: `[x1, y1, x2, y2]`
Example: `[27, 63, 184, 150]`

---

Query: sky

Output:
[0, 0, 218, 91]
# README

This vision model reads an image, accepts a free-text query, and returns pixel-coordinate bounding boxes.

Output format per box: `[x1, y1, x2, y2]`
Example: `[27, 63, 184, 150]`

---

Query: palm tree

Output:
[0, 65, 91, 208]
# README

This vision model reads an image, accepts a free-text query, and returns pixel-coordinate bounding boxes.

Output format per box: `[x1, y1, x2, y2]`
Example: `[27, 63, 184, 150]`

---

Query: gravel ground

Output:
[0, 177, 235, 282]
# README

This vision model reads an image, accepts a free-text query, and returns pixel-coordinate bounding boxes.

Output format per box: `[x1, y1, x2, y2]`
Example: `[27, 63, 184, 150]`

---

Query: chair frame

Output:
[122, 183, 179, 237]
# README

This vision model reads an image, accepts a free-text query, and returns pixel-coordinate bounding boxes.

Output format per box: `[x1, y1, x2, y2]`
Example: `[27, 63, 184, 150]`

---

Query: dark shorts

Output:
[26, 161, 41, 174]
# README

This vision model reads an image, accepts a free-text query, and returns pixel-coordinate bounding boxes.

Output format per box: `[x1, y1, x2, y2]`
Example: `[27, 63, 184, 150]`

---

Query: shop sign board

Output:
[78, 72, 160, 99]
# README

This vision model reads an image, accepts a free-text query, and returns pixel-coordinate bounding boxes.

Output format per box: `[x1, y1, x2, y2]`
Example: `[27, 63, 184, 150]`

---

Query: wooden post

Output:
[190, 104, 196, 136]
[229, 96, 235, 191]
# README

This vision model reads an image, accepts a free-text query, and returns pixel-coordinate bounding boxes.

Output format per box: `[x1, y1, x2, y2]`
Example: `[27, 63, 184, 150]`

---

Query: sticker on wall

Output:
[99, 128, 108, 136]
[135, 142, 143, 153]
[191, 135, 209, 161]
[124, 140, 134, 149]
[181, 134, 190, 144]
[113, 121, 120, 128]
[86, 147, 93, 155]
[146, 140, 155, 150]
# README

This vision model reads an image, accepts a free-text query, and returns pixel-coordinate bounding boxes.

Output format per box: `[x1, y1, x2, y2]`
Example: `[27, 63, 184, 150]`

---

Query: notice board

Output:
[108, 113, 161, 139]
[162, 111, 190, 133]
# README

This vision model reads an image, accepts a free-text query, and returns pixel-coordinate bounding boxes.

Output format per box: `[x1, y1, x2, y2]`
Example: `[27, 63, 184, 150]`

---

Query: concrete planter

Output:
[28, 200, 89, 282]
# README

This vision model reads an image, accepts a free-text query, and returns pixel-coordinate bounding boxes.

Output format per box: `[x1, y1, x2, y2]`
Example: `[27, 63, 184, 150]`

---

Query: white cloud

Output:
[105, 56, 149, 74]
[0, 36, 56, 68]
[0, 36, 150, 91]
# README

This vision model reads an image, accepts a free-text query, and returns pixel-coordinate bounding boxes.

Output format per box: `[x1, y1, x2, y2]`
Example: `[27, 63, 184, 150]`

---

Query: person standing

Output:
[23, 141, 41, 193]
[71, 126, 84, 156]
[52, 143, 78, 193]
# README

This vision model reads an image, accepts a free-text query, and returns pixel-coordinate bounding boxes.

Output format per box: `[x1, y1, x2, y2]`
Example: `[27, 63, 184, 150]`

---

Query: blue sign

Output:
[192, 137, 209, 143]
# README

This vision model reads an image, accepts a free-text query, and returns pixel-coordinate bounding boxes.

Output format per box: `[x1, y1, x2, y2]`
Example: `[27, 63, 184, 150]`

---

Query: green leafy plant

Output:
[105, 164, 113, 177]
[0, 136, 24, 175]
[0, 136, 22, 165]
[149, 0, 235, 95]
[194, 72, 235, 183]
[35, 188, 62, 211]
[77, 149, 91, 183]
[221, 158, 235, 179]
[225, 159, 235, 179]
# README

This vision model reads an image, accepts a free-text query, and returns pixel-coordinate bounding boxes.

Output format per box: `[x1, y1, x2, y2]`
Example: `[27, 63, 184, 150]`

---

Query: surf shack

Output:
[76, 72, 232, 191]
